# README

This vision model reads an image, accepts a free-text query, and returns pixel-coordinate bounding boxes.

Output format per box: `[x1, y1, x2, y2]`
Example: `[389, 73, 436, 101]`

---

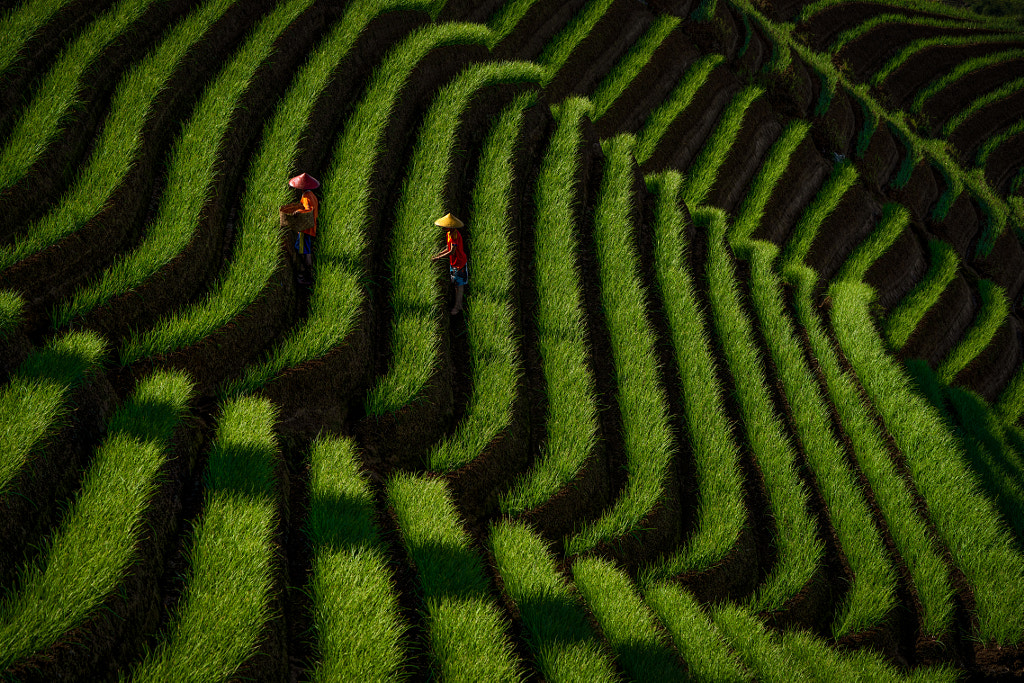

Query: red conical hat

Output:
[288, 172, 320, 190]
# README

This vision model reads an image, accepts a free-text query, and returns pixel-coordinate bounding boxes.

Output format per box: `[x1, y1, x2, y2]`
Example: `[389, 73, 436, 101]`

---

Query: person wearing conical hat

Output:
[430, 213, 468, 315]
[280, 172, 319, 285]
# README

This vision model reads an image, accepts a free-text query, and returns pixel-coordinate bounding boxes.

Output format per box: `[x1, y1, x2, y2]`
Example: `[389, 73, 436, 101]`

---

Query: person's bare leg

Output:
[451, 284, 464, 315]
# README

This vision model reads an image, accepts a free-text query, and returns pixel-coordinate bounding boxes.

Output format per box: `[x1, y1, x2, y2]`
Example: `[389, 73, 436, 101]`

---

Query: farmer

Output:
[430, 213, 468, 315]
[280, 172, 319, 285]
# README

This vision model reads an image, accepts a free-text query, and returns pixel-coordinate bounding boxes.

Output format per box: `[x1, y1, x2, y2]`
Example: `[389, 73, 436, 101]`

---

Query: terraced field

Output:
[3, 0, 1024, 679]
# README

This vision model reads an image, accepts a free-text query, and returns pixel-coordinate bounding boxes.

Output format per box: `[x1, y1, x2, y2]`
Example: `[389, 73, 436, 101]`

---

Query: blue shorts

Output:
[295, 233, 313, 255]
[450, 265, 468, 286]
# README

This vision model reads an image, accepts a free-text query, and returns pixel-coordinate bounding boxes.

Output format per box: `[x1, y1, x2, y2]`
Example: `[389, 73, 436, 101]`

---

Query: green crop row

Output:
[634, 53, 724, 164]
[536, 0, 615, 84]
[55, 0, 317, 328]
[936, 279, 1008, 383]
[683, 84, 764, 206]
[883, 239, 959, 351]
[489, 520, 618, 682]
[0, 0, 78, 76]
[0, 0, 242, 272]
[746, 240, 897, 638]
[832, 279, 1024, 645]
[910, 48, 1024, 113]
[943, 74, 1024, 137]
[565, 134, 675, 557]
[0, 0, 162, 193]
[365, 59, 543, 416]
[499, 97, 600, 516]
[641, 171, 746, 580]
[388, 473, 520, 682]
[642, 581, 752, 681]
[572, 556, 689, 681]
[589, 14, 680, 120]
[0, 329, 106, 494]
[128, 395, 281, 680]
[428, 93, 532, 472]
[732, 120, 812, 242]
[700, 206, 824, 614]
[911, 366, 1024, 546]
[798, 0, 1013, 23]
[223, 19, 492, 395]
[976, 115, 1024, 167]
[305, 436, 406, 681]
[830, 13, 996, 55]
[780, 160, 858, 269]
[835, 202, 910, 284]
[123, 2, 460, 369]
[0, 290, 24, 340]
[786, 251, 956, 637]
[0, 370, 191, 669]
[729, 0, 1019, 257]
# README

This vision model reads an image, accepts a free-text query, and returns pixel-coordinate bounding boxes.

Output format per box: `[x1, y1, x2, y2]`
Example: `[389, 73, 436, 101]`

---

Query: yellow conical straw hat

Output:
[434, 213, 464, 228]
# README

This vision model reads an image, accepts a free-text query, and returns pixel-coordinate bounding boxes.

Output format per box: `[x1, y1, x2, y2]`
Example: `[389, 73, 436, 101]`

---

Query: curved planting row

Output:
[3, 0, 1024, 678]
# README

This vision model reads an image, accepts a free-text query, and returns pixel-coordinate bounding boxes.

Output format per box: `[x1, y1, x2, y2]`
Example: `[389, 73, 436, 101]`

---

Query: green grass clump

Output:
[634, 54, 723, 164]
[943, 74, 1024, 137]
[537, 0, 616, 83]
[831, 280, 1024, 645]
[936, 279, 1008, 383]
[221, 19, 491, 394]
[0, 0, 242, 273]
[699, 206, 823, 614]
[428, 93, 532, 472]
[0, 290, 25, 340]
[836, 202, 910, 283]
[0, 0, 162, 193]
[305, 437, 407, 682]
[589, 15, 680, 119]
[995, 360, 1024, 423]
[0, 370, 191, 668]
[641, 171, 745, 580]
[683, 84, 764, 206]
[883, 238, 959, 351]
[489, 520, 618, 682]
[388, 473, 521, 682]
[128, 395, 281, 680]
[0, 330, 106, 494]
[642, 581, 753, 681]
[564, 135, 675, 557]
[365, 59, 543, 416]
[910, 48, 1024, 113]
[572, 557, 688, 682]
[779, 159, 858, 268]
[54, 0, 317, 328]
[0, 0, 77, 77]
[499, 97, 599, 516]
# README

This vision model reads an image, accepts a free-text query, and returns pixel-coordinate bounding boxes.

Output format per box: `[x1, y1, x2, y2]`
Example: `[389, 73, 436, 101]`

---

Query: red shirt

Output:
[447, 229, 467, 269]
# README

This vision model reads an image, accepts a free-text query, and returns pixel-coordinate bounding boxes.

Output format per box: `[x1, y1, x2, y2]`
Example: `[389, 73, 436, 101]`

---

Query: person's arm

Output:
[431, 242, 453, 261]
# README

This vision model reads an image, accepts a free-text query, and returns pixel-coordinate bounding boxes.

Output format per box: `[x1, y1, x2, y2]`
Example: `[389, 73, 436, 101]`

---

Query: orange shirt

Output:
[297, 190, 318, 236]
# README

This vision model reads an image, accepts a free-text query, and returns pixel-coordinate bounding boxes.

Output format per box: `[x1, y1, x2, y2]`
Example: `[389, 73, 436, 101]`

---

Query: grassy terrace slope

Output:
[3, 0, 1024, 678]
